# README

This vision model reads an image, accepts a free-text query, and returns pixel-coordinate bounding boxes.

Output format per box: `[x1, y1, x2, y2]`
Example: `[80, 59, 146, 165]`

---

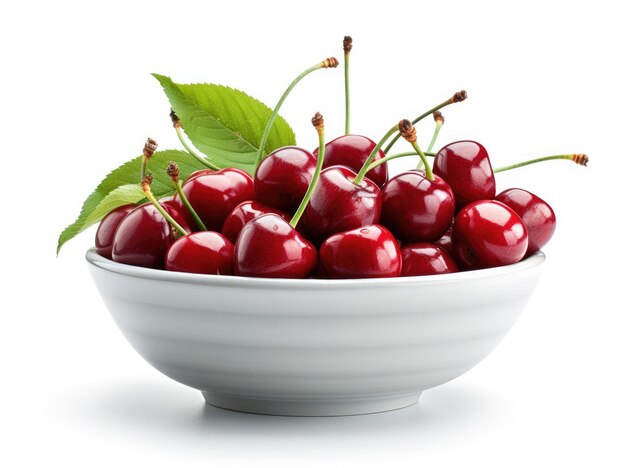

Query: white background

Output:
[2, 0, 624, 466]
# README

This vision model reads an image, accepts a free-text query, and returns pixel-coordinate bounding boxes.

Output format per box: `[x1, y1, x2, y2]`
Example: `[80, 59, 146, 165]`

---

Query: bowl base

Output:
[202, 391, 421, 417]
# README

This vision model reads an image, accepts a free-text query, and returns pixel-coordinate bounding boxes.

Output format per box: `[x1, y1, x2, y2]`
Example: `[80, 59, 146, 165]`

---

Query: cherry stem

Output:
[255, 57, 339, 170]
[383, 90, 467, 154]
[410, 140, 434, 180]
[419, 112, 444, 169]
[141, 175, 189, 237]
[352, 123, 399, 185]
[343, 36, 352, 135]
[427, 112, 444, 153]
[399, 119, 433, 181]
[170, 110, 219, 170]
[167, 162, 207, 231]
[290, 113, 325, 228]
[493, 154, 589, 173]
[365, 150, 436, 172]
[140, 138, 158, 182]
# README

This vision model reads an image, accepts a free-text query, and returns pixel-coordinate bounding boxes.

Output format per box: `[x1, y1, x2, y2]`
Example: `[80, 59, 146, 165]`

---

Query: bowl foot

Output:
[201, 391, 421, 417]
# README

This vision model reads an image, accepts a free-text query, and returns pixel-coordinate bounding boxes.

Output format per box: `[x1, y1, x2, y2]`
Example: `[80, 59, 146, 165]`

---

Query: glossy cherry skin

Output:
[301, 166, 382, 244]
[400, 243, 459, 276]
[452, 200, 528, 270]
[314, 134, 388, 188]
[254, 146, 316, 213]
[184, 168, 215, 183]
[173, 168, 255, 232]
[319, 225, 401, 279]
[221, 201, 291, 244]
[381, 170, 455, 243]
[433, 140, 496, 210]
[95, 204, 137, 259]
[495, 188, 556, 255]
[234, 214, 317, 278]
[165, 231, 234, 274]
[111, 202, 191, 269]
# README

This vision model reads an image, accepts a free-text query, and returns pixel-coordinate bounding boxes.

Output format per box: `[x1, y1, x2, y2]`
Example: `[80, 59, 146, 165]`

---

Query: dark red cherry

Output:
[111, 202, 191, 269]
[95, 204, 137, 259]
[319, 224, 401, 279]
[314, 134, 388, 188]
[433, 140, 496, 210]
[221, 201, 291, 244]
[381, 170, 455, 243]
[173, 168, 255, 232]
[254, 146, 316, 213]
[495, 188, 556, 255]
[452, 200, 528, 269]
[401, 243, 458, 276]
[165, 231, 234, 274]
[301, 166, 382, 244]
[234, 214, 317, 278]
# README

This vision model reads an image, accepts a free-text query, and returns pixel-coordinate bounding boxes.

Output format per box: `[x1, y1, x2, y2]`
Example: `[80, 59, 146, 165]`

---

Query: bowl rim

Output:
[86, 248, 545, 290]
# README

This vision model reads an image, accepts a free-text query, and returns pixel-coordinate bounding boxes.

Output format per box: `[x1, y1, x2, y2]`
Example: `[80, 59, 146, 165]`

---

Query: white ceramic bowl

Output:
[86, 249, 545, 416]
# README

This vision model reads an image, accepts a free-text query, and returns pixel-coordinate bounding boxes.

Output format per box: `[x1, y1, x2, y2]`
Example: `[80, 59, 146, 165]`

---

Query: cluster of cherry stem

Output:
[140, 36, 588, 236]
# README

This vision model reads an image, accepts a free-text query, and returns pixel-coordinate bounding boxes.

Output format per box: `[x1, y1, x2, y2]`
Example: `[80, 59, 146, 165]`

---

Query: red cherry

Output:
[433, 140, 496, 210]
[111, 202, 191, 269]
[95, 204, 137, 259]
[234, 214, 317, 278]
[184, 168, 216, 183]
[301, 166, 382, 244]
[381, 170, 455, 243]
[315, 134, 388, 188]
[452, 200, 528, 269]
[495, 188, 556, 255]
[173, 168, 255, 231]
[319, 224, 401, 279]
[165, 231, 234, 274]
[400, 243, 458, 276]
[221, 201, 291, 244]
[254, 146, 316, 213]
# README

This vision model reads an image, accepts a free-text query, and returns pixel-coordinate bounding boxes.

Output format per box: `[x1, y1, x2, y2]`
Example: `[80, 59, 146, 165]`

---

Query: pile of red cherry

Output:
[95, 122, 564, 279]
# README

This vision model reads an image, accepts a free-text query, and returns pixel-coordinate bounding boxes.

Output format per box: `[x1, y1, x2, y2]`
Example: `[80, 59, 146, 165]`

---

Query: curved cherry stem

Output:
[408, 141, 433, 180]
[175, 127, 220, 171]
[170, 111, 219, 170]
[494, 154, 589, 173]
[353, 123, 399, 185]
[398, 119, 433, 181]
[141, 175, 189, 237]
[418, 112, 444, 170]
[255, 57, 338, 170]
[383, 90, 467, 154]
[167, 162, 207, 231]
[365, 150, 436, 172]
[290, 113, 326, 228]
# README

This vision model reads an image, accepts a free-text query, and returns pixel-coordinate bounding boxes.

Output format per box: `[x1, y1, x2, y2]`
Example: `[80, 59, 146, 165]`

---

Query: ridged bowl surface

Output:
[86, 249, 545, 416]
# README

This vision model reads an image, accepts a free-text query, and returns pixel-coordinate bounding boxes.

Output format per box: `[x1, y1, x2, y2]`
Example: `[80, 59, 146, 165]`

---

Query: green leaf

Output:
[57, 149, 207, 254]
[153, 74, 296, 175]
[82, 184, 146, 227]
